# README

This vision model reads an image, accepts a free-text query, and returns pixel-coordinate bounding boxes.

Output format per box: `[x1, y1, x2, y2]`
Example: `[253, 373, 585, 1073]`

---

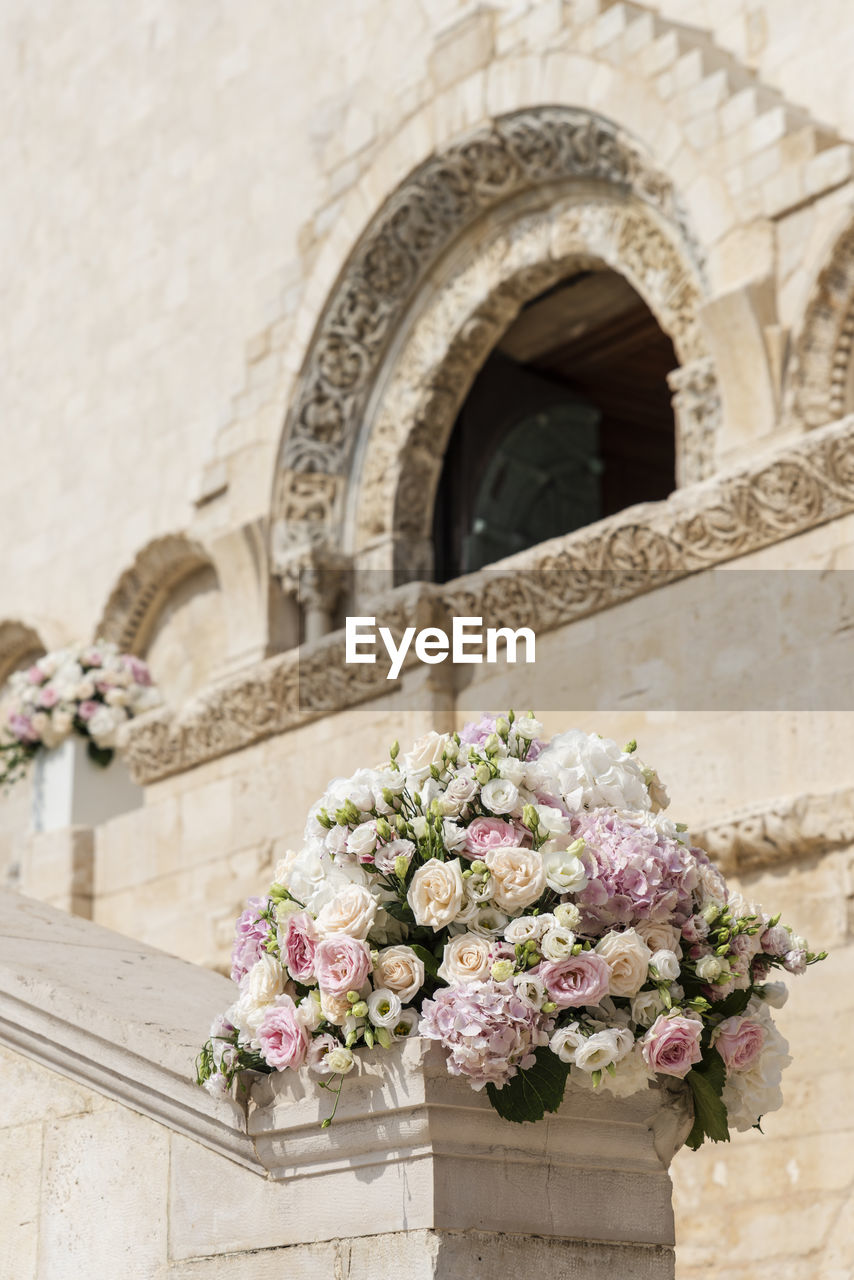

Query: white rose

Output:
[514, 974, 547, 1009]
[51, 710, 73, 739]
[437, 932, 493, 984]
[404, 731, 451, 782]
[326, 1046, 356, 1075]
[574, 1027, 634, 1073]
[391, 1008, 420, 1039]
[575, 1043, 654, 1098]
[650, 949, 681, 982]
[550, 1022, 586, 1063]
[630, 989, 667, 1028]
[407, 858, 464, 931]
[296, 993, 323, 1032]
[87, 705, 121, 748]
[484, 847, 546, 913]
[314, 884, 377, 940]
[346, 822, 378, 860]
[105, 686, 130, 708]
[540, 926, 576, 961]
[513, 715, 543, 741]
[467, 904, 509, 936]
[374, 945, 425, 1002]
[595, 929, 652, 997]
[438, 773, 478, 816]
[481, 777, 519, 815]
[536, 806, 572, 837]
[553, 905, 580, 934]
[542, 846, 588, 894]
[636, 921, 683, 957]
[442, 819, 468, 852]
[496, 756, 526, 787]
[74, 679, 96, 700]
[247, 953, 286, 1005]
[759, 981, 789, 1009]
[367, 987, 402, 1029]
[695, 954, 725, 982]
[503, 915, 541, 944]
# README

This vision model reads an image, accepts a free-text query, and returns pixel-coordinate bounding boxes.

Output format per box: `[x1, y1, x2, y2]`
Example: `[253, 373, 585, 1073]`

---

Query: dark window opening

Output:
[432, 269, 678, 582]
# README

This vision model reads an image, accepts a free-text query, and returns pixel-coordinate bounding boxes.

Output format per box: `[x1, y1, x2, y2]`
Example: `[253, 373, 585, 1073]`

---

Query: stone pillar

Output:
[243, 1037, 691, 1279]
[668, 356, 723, 487]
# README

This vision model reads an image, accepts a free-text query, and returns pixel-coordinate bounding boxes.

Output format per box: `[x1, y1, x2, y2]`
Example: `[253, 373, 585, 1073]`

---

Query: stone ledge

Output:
[0, 890, 261, 1174]
[695, 785, 854, 875]
[122, 413, 854, 785]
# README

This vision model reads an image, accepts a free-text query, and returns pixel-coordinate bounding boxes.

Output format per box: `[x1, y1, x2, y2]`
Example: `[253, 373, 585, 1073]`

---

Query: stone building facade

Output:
[3, 2, 854, 1276]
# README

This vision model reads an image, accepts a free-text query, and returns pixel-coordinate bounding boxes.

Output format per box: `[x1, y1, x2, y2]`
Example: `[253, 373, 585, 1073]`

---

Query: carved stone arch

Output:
[0, 620, 46, 687]
[785, 215, 854, 430]
[96, 535, 214, 654]
[271, 106, 720, 586]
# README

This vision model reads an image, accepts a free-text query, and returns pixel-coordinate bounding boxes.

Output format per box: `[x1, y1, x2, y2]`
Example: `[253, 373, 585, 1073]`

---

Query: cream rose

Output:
[595, 928, 652, 997]
[319, 989, 354, 1025]
[484, 847, 546, 913]
[636, 920, 683, 958]
[314, 884, 377, 940]
[437, 932, 493, 984]
[374, 945, 425, 1002]
[407, 858, 465, 931]
[403, 731, 450, 782]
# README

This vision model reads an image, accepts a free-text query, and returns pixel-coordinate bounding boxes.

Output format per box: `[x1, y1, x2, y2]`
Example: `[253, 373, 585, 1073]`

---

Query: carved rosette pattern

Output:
[786, 220, 854, 430]
[272, 106, 709, 570]
[123, 413, 854, 785]
[95, 534, 213, 653]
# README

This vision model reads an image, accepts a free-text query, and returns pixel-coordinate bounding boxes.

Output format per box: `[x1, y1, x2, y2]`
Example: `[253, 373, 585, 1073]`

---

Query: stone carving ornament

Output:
[123, 413, 854, 784]
[271, 106, 718, 575]
[95, 534, 213, 654]
[786, 219, 854, 430]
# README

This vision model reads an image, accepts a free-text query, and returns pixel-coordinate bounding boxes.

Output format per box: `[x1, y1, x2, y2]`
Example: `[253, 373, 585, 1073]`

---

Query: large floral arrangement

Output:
[197, 713, 824, 1146]
[0, 640, 161, 786]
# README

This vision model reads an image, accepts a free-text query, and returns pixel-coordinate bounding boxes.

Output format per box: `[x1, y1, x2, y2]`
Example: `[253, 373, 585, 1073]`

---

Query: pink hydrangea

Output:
[570, 810, 700, 930]
[8, 713, 38, 744]
[419, 980, 551, 1090]
[257, 995, 309, 1070]
[230, 897, 271, 983]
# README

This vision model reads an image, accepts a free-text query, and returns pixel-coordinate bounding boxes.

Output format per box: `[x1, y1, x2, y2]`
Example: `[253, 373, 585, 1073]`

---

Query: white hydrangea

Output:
[536, 730, 653, 812]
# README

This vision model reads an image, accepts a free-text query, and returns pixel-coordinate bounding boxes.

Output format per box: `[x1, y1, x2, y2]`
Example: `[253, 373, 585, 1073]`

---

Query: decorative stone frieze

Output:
[694, 786, 854, 877]
[123, 413, 854, 784]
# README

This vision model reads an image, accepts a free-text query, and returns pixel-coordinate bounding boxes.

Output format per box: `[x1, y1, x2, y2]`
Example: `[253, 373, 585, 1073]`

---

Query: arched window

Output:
[433, 269, 678, 581]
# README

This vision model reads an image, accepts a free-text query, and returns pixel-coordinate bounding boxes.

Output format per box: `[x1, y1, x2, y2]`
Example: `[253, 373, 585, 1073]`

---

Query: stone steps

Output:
[567, 0, 853, 216]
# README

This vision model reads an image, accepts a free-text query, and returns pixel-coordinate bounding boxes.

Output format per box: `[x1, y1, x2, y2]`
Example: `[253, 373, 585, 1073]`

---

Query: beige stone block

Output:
[0, 1046, 97, 1131]
[0, 1121, 41, 1279]
[761, 166, 806, 216]
[38, 1107, 169, 1278]
[806, 143, 854, 195]
[639, 29, 682, 76]
[428, 7, 496, 93]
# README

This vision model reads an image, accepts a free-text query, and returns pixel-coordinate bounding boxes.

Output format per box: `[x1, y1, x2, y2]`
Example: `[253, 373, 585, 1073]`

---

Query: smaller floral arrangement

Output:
[0, 640, 161, 786]
[197, 713, 825, 1147]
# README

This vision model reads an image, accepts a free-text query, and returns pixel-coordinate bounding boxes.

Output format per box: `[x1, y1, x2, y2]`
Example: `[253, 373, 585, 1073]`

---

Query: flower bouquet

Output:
[197, 713, 825, 1147]
[0, 641, 161, 787]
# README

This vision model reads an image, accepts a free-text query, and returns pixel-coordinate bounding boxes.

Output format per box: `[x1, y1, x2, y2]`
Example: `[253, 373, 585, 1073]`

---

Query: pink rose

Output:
[78, 700, 99, 721]
[314, 935, 372, 996]
[8, 713, 38, 744]
[257, 995, 310, 1070]
[38, 687, 59, 709]
[284, 911, 318, 984]
[464, 817, 521, 859]
[121, 653, 151, 685]
[642, 1014, 703, 1078]
[27, 665, 45, 685]
[539, 952, 611, 1008]
[713, 1016, 765, 1072]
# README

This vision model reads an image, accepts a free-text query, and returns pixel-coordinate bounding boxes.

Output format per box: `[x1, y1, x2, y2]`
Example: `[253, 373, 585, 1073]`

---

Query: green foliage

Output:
[485, 1046, 570, 1124]
[684, 1049, 730, 1151]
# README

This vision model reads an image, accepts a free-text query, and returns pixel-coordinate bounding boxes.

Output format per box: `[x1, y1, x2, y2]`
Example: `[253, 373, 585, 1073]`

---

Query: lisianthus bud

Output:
[491, 959, 514, 982]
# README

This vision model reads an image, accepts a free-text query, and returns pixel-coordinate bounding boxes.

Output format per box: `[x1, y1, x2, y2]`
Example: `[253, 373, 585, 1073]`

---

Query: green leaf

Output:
[485, 1046, 570, 1125]
[409, 944, 439, 978]
[86, 740, 115, 769]
[684, 1049, 730, 1151]
[383, 899, 413, 923]
[708, 988, 752, 1020]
